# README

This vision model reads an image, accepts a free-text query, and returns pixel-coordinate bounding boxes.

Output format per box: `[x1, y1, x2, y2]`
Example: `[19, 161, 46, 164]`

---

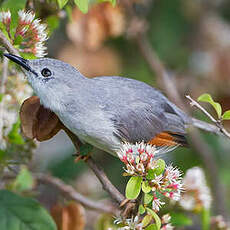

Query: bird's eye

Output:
[41, 68, 52, 77]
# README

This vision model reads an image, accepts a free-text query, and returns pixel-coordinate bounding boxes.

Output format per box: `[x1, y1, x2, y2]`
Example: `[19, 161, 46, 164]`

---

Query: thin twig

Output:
[186, 95, 219, 123]
[186, 95, 230, 139]
[0, 30, 19, 56]
[36, 173, 119, 215]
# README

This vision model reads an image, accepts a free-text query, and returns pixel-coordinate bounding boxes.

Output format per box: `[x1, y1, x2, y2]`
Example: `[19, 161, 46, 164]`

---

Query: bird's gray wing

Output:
[92, 76, 189, 145]
[110, 101, 186, 144]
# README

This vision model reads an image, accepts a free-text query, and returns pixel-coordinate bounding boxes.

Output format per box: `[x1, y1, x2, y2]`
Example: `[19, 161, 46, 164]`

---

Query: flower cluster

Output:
[117, 142, 183, 212]
[117, 142, 155, 176]
[150, 164, 183, 211]
[117, 142, 176, 176]
[0, 10, 48, 57]
[179, 167, 212, 211]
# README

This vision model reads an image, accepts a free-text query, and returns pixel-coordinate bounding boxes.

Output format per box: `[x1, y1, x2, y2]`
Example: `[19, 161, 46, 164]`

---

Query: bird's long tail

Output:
[148, 132, 189, 147]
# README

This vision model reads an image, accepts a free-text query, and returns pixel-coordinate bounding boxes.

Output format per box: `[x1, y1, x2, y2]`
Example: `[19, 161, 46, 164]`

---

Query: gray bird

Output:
[4, 54, 190, 156]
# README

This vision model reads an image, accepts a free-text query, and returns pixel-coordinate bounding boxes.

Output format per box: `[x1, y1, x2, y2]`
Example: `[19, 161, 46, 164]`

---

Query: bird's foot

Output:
[73, 143, 93, 163]
[73, 153, 91, 163]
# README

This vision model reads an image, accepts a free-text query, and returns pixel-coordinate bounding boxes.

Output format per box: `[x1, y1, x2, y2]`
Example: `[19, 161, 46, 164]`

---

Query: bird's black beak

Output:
[3, 53, 31, 71]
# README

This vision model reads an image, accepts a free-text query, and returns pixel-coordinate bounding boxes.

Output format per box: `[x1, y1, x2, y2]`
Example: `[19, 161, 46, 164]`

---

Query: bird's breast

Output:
[56, 105, 121, 156]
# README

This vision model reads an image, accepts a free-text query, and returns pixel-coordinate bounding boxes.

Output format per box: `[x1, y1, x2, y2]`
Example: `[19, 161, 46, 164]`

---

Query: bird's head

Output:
[4, 53, 85, 111]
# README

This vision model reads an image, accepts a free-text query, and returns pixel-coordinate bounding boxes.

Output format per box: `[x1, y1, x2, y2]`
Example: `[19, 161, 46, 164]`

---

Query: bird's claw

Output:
[73, 153, 91, 163]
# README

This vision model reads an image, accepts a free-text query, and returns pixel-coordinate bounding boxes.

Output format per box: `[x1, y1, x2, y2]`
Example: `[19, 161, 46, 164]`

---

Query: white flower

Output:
[165, 165, 182, 183]
[151, 175, 163, 187]
[125, 164, 135, 175]
[162, 214, 171, 224]
[18, 10, 35, 24]
[152, 196, 165, 211]
[145, 144, 156, 157]
[137, 141, 146, 153]
[136, 163, 145, 173]
[140, 152, 148, 162]
[171, 191, 181, 201]
[34, 41, 47, 58]
[0, 10, 11, 23]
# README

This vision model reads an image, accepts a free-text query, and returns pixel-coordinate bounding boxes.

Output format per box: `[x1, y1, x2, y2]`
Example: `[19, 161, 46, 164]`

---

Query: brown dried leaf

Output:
[20, 96, 63, 141]
[51, 202, 86, 230]
[67, 3, 125, 51]
[20, 96, 41, 139]
[35, 104, 63, 141]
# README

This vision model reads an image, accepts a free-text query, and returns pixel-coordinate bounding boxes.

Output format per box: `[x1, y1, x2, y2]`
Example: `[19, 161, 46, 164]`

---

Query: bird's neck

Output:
[39, 76, 89, 114]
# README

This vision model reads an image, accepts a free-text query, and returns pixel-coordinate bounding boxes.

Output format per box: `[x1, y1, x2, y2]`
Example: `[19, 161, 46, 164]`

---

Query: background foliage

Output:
[0, 0, 230, 229]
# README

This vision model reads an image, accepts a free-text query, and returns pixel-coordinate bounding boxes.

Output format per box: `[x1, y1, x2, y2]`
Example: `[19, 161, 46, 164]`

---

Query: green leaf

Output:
[74, 0, 89, 14]
[170, 212, 192, 227]
[14, 35, 23, 46]
[145, 224, 158, 230]
[146, 208, 161, 230]
[153, 159, 166, 176]
[1, 0, 27, 12]
[65, 5, 73, 21]
[146, 159, 165, 180]
[138, 204, 145, 215]
[111, 0, 116, 6]
[0, 190, 57, 230]
[57, 0, 69, 8]
[222, 110, 230, 120]
[46, 16, 60, 34]
[125, 176, 142, 199]
[146, 169, 155, 180]
[142, 181, 152, 193]
[201, 208, 210, 230]
[13, 166, 34, 192]
[198, 93, 222, 118]
[20, 52, 36, 60]
[0, 149, 6, 160]
[8, 119, 24, 145]
[144, 193, 153, 204]
[0, 94, 4, 102]
[142, 214, 152, 228]
[97, 0, 116, 7]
